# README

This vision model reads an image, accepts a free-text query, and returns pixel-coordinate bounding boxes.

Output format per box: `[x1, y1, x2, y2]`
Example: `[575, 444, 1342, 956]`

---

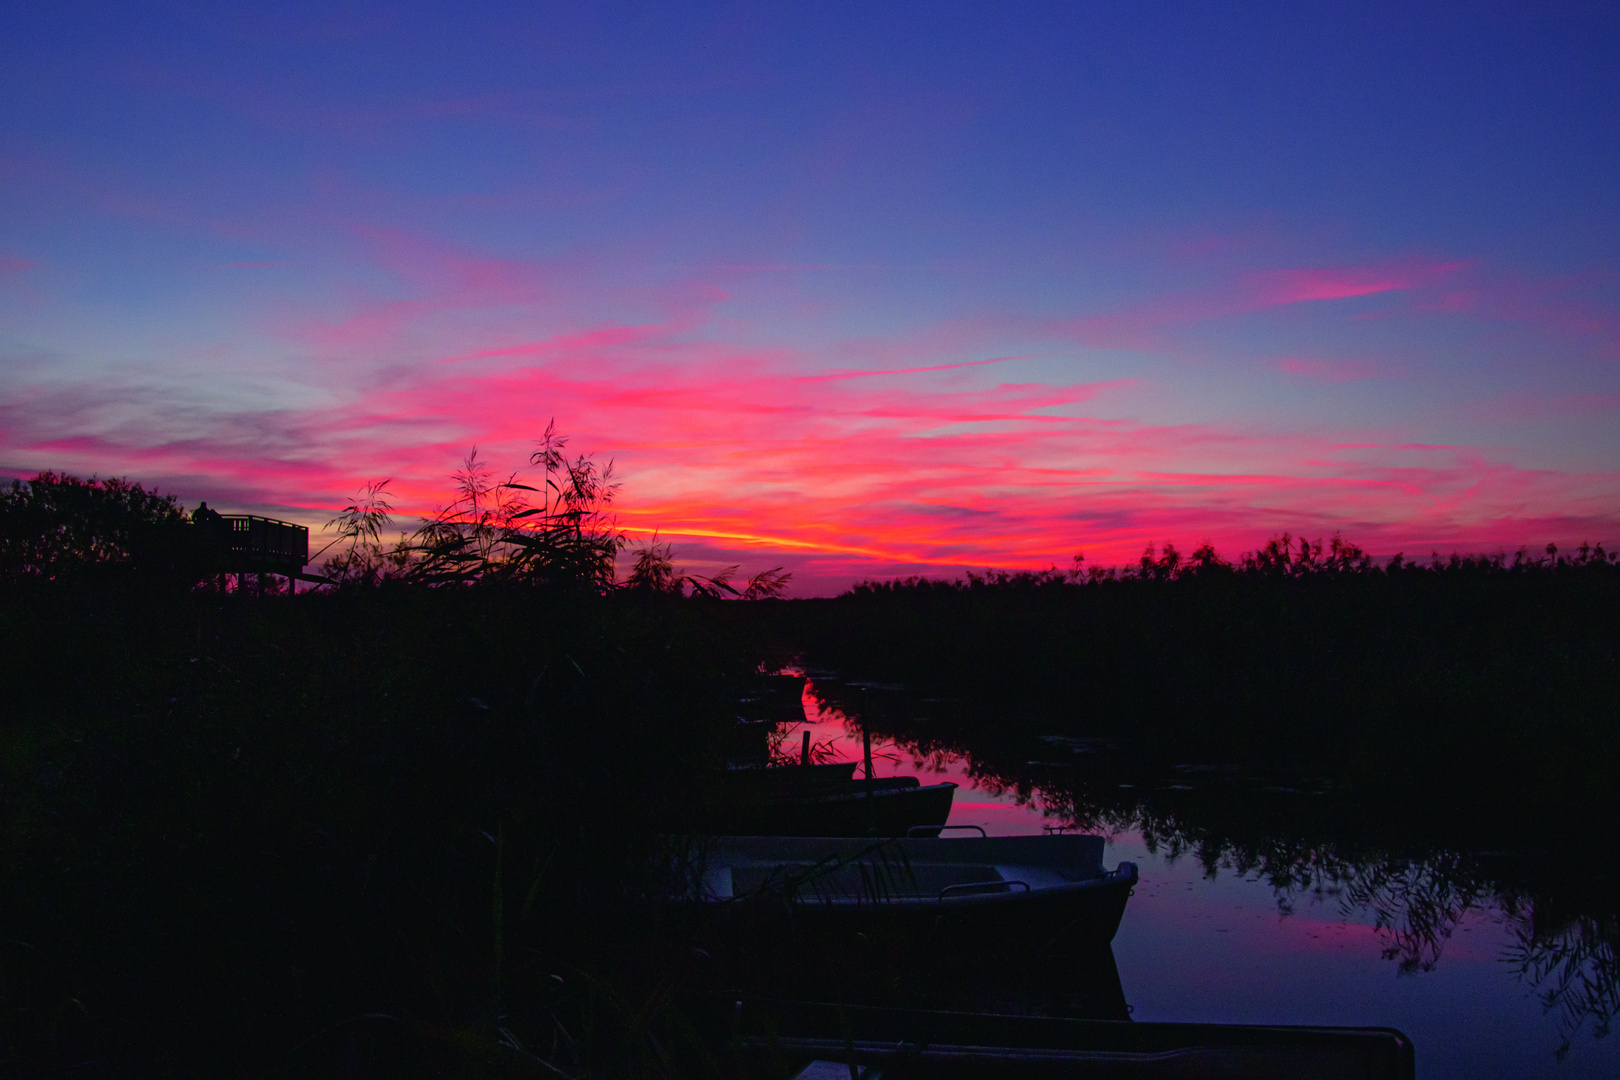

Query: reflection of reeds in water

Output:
[1108, 792, 1620, 1054]
[1134, 806, 1620, 1054]
[1126, 810, 1619, 1055]
[1118, 812, 1490, 974]
[1337, 855, 1488, 973]
[832, 680, 1620, 1061]
[1505, 905, 1620, 1059]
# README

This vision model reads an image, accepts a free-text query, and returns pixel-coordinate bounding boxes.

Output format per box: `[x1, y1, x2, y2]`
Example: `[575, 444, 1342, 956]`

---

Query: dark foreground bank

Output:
[0, 579, 786, 1077]
[4, 535, 1617, 1076]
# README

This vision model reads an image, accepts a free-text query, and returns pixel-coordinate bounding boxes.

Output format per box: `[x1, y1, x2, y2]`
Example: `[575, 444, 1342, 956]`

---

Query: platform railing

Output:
[218, 514, 309, 568]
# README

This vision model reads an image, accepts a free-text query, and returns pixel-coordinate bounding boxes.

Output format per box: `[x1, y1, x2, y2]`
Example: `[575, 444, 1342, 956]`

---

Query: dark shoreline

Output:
[3, 559, 1617, 1075]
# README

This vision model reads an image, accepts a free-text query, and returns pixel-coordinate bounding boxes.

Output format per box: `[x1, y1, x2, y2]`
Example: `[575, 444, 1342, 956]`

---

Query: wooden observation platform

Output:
[220, 514, 309, 574]
[193, 507, 327, 587]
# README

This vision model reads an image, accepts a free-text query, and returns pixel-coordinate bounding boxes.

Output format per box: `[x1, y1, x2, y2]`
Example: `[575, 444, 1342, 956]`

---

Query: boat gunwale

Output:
[675, 833, 1136, 911]
[752, 779, 959, 809]
[696, 862, 1138, 912]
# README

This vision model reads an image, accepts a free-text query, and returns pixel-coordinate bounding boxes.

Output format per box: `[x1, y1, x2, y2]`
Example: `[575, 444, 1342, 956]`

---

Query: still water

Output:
[780, 674, 1620, 1080]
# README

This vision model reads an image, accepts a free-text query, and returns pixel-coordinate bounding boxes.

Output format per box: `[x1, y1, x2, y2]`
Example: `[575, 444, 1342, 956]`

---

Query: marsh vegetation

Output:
[2, 459, 1616, 1075]
[790, 536, 1620, 819]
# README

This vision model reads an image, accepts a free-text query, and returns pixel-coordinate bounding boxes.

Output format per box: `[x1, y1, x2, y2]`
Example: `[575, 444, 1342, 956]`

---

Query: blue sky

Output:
[3, 2, 1617, 588]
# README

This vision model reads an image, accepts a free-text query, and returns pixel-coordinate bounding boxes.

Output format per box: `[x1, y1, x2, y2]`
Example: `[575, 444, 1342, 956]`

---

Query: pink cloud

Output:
[1468, 267, 1620, 357]
[1243, 260, 1467, 307]
[1045, 257, 1471, 351]
[285, 226, 565, 349]
[1370, 263, 1620, 354]
[1042, 250, 1619, 369]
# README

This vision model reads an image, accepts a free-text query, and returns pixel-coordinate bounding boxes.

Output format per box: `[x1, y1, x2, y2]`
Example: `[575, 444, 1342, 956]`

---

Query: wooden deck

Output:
[219, 514, 308, 571]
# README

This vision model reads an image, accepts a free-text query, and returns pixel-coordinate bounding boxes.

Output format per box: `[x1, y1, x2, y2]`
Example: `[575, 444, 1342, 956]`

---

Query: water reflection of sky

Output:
[787, 677, 1620, 1079]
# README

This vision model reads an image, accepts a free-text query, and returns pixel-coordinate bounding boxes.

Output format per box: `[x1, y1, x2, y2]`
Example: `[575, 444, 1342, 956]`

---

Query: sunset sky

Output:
[2, 3, 1617, 591]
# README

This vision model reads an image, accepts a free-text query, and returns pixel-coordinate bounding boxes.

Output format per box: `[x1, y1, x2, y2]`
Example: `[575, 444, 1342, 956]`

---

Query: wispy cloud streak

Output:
[4, 314, 1616, 590]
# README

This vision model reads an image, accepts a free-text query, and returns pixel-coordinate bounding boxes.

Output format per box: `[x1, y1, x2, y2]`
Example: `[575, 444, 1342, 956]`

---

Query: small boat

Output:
[720, 761, 860, 799]
[676, 833, 1137, 948]
[718, 998, 1415, 1080]
[716, 775, 959, 837]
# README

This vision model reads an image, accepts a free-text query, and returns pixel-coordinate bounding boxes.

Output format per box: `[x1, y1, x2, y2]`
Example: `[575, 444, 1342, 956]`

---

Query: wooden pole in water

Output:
[862, 697, 876, 835]
[800, 729, 811, 766]
[860, 686, 874, 780]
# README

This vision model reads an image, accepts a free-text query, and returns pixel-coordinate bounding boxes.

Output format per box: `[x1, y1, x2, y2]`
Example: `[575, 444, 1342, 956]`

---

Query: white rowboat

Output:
[677, 833, 1138, 948]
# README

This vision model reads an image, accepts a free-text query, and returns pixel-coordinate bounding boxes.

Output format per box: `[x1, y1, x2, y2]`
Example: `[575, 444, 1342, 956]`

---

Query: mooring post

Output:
[861, 686, 875, 780]
[862, 698, 876, 836]
[801, 729, 811, 766]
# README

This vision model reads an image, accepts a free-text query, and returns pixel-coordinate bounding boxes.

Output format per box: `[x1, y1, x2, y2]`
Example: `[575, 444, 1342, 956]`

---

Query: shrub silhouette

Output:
[0, 471, 196, 581]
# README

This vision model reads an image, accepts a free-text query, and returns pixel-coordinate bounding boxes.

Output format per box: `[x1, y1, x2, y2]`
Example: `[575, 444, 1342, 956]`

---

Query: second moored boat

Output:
[676, 832, 1138, 950]
[714, 768, 959, 837]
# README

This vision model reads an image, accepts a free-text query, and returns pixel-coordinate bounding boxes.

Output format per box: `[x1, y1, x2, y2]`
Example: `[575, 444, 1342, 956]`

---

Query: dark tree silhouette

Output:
[0, 471, 192, 580]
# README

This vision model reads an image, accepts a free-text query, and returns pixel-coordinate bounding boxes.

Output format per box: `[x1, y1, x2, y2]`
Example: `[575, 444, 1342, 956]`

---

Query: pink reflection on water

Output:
[779, 674, 1620, 1075]
[793, 677, 1058, 836]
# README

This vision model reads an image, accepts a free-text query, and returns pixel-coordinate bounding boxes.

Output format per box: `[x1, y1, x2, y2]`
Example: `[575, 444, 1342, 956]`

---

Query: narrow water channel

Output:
[780, 673, 1620, 1079]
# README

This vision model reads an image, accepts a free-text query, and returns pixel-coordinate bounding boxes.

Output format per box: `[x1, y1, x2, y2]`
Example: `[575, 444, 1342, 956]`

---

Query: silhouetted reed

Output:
[316, 429, 790, 599]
